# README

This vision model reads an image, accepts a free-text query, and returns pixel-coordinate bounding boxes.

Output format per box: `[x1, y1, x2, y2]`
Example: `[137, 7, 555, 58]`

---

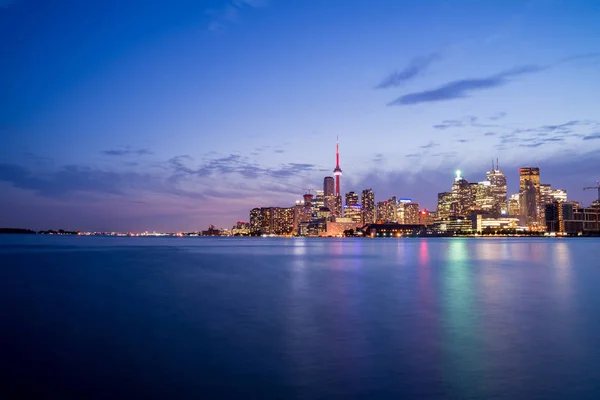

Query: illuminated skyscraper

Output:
[376, 197, 397, 222]
[452, 170, 473, 217]
[345, 191, 359, 206]
[437, 192, 455, 219]
[361, 189, 375, 225]
[403, 202, 420, 224]
[508, 193, 520, 216]
[487, 160, 508, 214]
[475, 181, 495, 212]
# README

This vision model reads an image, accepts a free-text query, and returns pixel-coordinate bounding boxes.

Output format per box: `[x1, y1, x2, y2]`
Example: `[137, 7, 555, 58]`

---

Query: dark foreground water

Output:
[2, 236, 600, 399]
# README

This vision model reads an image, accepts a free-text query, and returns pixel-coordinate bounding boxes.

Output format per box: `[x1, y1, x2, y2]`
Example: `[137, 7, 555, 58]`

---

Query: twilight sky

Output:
[2, 0, 600, 231]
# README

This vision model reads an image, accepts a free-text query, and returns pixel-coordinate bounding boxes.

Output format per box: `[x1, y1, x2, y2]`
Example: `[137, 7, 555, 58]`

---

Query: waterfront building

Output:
[343, 204, 362, 223]
[403, 202, 420, 224]
[361, 189, 375, 225]
[376, 197, 397, 222]
[249, 207, 294, 235]
[437, 192, 456, 219]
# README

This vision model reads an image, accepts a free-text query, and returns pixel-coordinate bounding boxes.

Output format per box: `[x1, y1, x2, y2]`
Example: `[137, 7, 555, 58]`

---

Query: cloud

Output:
[457, 139, 469, 143]
[0, 163, 160, 198]
[484, 132, 497, 136]
[168, 153, 321, 180]
[389, 52, 600, 106]
[583, 133, 600, 141]
[375, 53, 440, 89]
[102, 148, 153, 156]
[372, 153, 385, 163]
[433, 115, 500, 130]
[389, 65, 545, 105]
[274, 149, 285, 154]
[420, 141, 439, 149]
[489, 112, 507, 121]
[207, 0, 267, 32]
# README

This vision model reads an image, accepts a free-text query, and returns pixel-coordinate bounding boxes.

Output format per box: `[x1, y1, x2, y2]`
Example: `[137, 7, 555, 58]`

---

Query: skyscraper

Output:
[323, 176, 335, 213]
[437, 192, 455, 219]
[345, 191, 359, 206]
[487, 159, 508, 214]
[452, 170, 473, 217]
[361, 189, 375, 225]
[521, 180, 537, 225]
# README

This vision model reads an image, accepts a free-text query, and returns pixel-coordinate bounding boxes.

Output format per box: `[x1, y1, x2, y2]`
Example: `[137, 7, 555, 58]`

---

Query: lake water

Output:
[2, 235, 600, 399]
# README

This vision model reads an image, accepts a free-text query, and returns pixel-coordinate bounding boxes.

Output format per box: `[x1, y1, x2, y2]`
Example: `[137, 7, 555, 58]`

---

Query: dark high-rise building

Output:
[361, 189, 375, 225]
[323, 176, 336, 215]
[520, 167, 541, 223]
[521, 180, 537, 225]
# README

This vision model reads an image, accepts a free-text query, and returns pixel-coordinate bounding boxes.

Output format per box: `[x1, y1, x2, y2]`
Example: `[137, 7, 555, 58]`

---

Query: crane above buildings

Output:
[583, 181, 600, 204]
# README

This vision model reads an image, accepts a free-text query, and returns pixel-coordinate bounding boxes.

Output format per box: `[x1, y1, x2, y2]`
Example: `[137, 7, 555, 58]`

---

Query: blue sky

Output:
[2, 0, 600, 231]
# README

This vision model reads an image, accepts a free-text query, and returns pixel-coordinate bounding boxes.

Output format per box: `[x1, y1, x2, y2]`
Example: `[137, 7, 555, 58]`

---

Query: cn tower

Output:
[333, 136, 342, 196]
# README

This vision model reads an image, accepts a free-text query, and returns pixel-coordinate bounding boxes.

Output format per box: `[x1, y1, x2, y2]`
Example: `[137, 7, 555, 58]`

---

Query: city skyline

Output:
[2, 0, 600, 231]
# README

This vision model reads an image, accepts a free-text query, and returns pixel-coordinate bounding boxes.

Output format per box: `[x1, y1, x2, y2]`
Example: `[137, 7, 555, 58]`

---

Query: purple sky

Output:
[2, 0, 600, 231]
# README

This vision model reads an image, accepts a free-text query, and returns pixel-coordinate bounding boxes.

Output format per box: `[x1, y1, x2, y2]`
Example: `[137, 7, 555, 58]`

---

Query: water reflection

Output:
[442, 239, 483, 397]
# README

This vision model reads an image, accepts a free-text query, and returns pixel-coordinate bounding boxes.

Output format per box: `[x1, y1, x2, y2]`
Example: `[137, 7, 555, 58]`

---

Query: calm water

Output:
[2, 235, 600, 399]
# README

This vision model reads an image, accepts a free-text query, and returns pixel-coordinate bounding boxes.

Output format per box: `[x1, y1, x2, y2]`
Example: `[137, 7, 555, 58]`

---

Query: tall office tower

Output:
[302, 193, 314, 222]
[452, 170, 473, 217]
[334, 195, 343, 218]
[487, 159, 508, 214]
[314, 190, 325, 213]
[520, 180, 538, 225]
[333, 138, 342, 196]
[475, 181, 495, 213]
[404, 202, 420, 224]
[361, 189, 375, 225]
[520, 167, 541, 222]
[508, 193, 520, 216]
[323, 176, 335, 211]
[345, 191, 359, 206]
[437, 192, 455, 219]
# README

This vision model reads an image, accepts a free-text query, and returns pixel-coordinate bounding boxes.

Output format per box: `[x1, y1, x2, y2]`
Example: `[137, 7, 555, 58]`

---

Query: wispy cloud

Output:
[375, 53, 440, 89]
[583, 133, 600, 141]
[433, 115, 499, 130]
[420, 141, 439, 149]
[207, 0, 267, 32]
[102, 147, 153, 156]
[389, 65, 545, 106]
